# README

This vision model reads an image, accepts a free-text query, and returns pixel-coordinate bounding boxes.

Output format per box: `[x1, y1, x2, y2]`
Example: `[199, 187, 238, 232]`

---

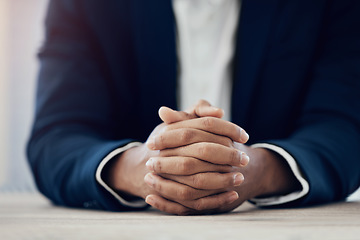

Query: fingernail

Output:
[233, 173, 244, 186]
[227, 191, 239, 204]
[240, 129, 249, 143]
[146, 137, 156, 150]
[145, 195, 155, 205]
[146, 158, 154, 172]
[240, 152, 250, 166]
[144, 173, 155, 186]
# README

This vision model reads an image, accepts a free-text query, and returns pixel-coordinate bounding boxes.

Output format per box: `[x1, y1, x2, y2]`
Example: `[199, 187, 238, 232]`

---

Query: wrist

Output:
[254, 148, 301, 198]
[103, 145, 147, 199]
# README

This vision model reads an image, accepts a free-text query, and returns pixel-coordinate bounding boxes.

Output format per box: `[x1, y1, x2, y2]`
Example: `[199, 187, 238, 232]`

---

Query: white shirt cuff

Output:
[95, 142, 148, 208]
[250, 143, 310, 206]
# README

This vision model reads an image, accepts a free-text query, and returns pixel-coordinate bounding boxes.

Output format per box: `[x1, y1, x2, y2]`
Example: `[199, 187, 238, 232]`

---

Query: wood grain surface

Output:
[1, 193, 359, 240]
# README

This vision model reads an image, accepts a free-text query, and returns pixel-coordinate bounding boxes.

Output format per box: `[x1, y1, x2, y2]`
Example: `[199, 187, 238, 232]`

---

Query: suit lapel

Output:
[133, 0, 178, 121]
[232, 0, 279, 126]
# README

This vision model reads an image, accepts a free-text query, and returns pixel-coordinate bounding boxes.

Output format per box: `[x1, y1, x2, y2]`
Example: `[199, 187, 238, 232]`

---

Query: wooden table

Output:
[1, 193, 359, 240]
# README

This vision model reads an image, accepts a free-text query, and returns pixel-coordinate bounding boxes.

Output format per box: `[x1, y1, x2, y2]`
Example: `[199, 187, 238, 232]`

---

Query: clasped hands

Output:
[106, 100, 298, 215]
[144, 100, 250, 214]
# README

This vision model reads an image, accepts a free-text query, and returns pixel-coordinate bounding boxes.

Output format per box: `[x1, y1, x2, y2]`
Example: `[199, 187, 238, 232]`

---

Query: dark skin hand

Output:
[105, 100, 301, 215]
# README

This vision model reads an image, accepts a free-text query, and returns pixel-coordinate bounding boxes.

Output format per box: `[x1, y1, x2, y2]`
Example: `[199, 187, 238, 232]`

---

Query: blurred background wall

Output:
[0, 0, 48, 192]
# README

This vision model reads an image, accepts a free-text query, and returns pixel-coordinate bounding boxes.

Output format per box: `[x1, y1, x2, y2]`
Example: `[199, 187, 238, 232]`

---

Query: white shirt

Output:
[96, 0, 309, 208]
[174, 0, 238, 121]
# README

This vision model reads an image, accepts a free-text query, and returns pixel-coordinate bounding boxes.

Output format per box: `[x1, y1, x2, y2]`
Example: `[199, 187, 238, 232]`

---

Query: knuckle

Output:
[153, 159, 162, 173]
[218, 195, 227, 207]
[193, 199, 205, 211]
[201, 117, 214, 129]
[157, 134, 166, 148]
[180, 158, 194, 173]
[198, 143, 210, 158]
[193, 198, 209, 211]
[178, 188, 192, 200]
[180, 129, 195, 143]
[162, 125, 169, 132]
[191, 174, 204, 189]
[153, 178, 162, 192]
[229, 149, 240, 165]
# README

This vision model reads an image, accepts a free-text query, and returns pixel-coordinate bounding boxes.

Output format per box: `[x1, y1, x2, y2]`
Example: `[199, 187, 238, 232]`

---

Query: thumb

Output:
[159, 100, 224, 124]
[158, 106, 194, 124]
[187, 99, 224, 119]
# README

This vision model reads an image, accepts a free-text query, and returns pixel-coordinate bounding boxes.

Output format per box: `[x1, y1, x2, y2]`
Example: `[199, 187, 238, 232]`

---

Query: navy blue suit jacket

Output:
[28, 0, 360, 211]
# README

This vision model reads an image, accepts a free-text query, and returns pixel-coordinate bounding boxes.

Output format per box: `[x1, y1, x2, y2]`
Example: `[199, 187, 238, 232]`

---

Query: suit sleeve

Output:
[266, 1, 360, 206]
[26, 0, 143, 211]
